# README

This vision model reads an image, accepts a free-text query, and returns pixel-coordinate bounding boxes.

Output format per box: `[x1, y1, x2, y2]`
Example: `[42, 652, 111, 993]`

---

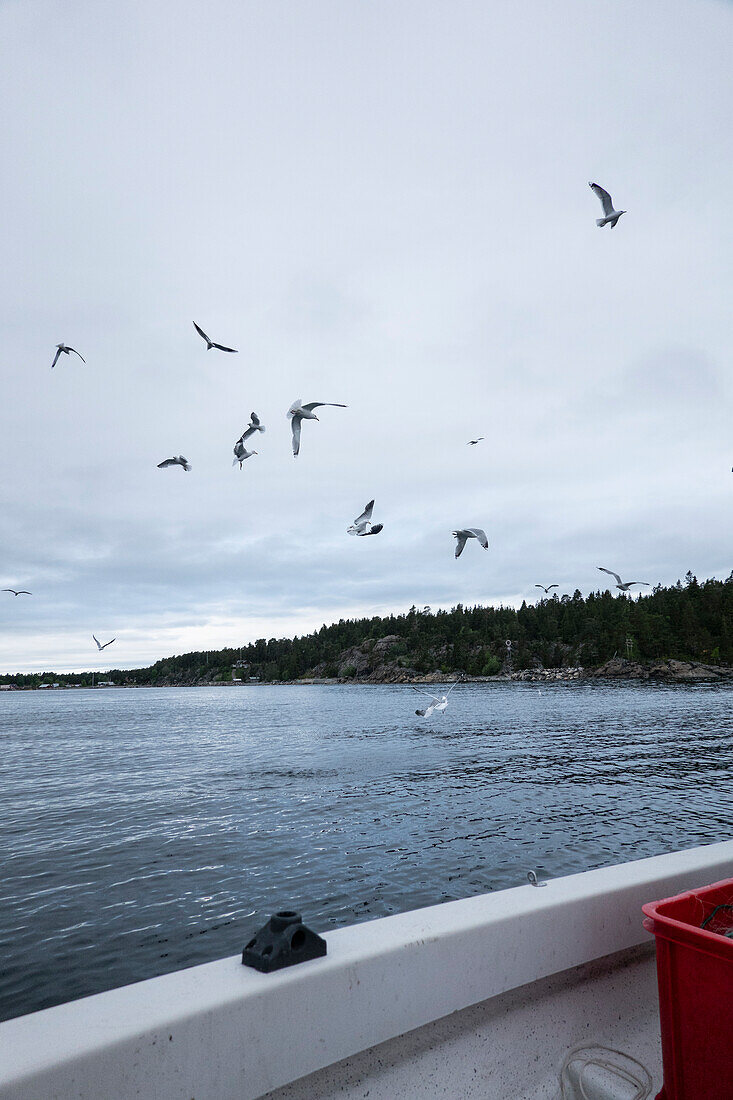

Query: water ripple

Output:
[1, 681, 731, 1021]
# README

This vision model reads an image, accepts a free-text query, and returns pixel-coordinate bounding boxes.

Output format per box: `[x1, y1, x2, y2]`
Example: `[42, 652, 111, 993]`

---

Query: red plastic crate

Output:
[642, 876, 733, 1100]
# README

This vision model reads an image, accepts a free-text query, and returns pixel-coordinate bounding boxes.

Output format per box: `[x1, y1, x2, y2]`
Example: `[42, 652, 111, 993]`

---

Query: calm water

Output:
[1, 681, 731, 1022]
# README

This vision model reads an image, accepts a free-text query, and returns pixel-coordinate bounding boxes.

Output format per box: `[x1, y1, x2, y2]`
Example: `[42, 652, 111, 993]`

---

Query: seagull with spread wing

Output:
[232, 437, 258, 467]
[241, 411, 265, 442]
[412, 680, 460, 718]
[287, 399, 347, 456]
[453, 528, 489, 558]
[192, 321, 238, 353]
[597, 567, 649, 592]
[535, 583, 559, 595]
[51, 344, 85, 369]
[589, 182, 626, 228]
[93, 635, 115, 651]
[233, 412, 266, 466]
[157, 455, 191, 471]
[347, 500, 383, 537]
[3, 588, 31, 596]
[467, 437, 485, 446]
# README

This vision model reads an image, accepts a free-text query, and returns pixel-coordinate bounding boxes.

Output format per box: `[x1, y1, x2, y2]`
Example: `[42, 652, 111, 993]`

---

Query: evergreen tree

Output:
[2, 574, 731, 687]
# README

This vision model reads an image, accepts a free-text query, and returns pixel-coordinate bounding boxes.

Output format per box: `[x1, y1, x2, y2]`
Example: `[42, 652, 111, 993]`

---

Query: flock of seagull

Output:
[10, 180, 655, 673]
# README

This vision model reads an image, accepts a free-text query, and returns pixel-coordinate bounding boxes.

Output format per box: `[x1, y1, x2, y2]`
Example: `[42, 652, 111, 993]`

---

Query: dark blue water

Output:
[1, 681, 731, 1022]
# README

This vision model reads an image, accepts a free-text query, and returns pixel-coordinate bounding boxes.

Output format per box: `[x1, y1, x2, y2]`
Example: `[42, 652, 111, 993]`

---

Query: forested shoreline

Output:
[2, 572, 731, 688]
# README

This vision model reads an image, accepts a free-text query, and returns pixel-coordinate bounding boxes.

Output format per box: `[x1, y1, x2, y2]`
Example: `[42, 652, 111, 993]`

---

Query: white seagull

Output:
[597, 567, 649, 592]
[157, 455, 192, 471]
[453, 528, 489, 558]
[589, 182, 626, 228]
[535, 583, 559, 595]
[412, 680, 460, 718]
[467, 437, 485, 446]
[51, 344, 85, 369]
[347, 500, 383, 537]
[92, 635, 115, 651]
[2, 588, 31, 596]
[240, 411, 266, 442]
[233, 437, 258, 467]
[192, 321, 238, 353]
[287, 399, 347, 457]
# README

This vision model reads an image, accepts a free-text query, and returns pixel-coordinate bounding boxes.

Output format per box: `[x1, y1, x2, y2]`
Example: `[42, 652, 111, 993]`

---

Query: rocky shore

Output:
[320, 656, 732, 686]
[4, 649, 731, 691]
[587, 657, 733, 682]
[303, 633, 732, 685]
[509, 667, 584, 682]
[5, 657, 732, 690]
[298, 657, 732, 686]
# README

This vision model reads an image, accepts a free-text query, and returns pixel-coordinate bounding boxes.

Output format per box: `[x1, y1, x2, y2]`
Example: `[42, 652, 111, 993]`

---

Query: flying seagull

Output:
[597, 567, 649, 592]
[192, 321, 238, 353]
[2, 588, 31, 596]
[347, 499, 383, 537]
[453, 528, 489, 558]
[589, 182, 626, 228]
[535, 584, 559, 595]
[240, 411, 266, 443]
[157, 455, 192, 471]
[232, 437, 258, 467]
[287, 399, 347, 457]
[92, 635, 115, 651]
[51, 344, 85, 369]
[467, 437, 485, 446]
[412, 680, 460, 718]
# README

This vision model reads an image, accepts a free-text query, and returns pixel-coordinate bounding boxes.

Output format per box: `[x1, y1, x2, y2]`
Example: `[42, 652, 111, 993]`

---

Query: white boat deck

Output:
[1, 840, 732, 1100]
[268, 943, 661, 1099]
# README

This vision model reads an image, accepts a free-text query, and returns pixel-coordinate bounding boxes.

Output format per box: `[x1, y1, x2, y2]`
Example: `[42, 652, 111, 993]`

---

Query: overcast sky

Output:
[1, 0, 731, 673]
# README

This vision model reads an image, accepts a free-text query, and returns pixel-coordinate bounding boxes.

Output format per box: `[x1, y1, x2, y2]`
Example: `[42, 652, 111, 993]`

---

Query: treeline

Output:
[2, 572, 731, 688]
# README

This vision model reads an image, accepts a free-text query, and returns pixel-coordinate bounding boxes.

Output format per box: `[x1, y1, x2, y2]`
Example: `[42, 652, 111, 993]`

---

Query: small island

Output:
[1, 572, 731, 690]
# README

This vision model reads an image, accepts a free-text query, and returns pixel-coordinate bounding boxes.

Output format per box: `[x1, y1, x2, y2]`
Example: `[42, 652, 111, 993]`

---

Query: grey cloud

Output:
[0, 0, 732, 672]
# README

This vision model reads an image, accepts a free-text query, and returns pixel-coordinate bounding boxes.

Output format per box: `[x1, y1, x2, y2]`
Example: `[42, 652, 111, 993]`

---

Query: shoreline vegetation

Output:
[2, 573, 731, 690]
[1, 658, 731, 691]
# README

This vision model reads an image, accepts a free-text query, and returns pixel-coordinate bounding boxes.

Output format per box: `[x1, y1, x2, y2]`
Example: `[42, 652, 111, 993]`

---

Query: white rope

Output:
[559, 1043, 652, 1100]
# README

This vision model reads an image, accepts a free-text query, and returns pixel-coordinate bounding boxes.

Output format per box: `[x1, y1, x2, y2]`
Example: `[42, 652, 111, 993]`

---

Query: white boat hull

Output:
[1, 841, 732, 1099]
